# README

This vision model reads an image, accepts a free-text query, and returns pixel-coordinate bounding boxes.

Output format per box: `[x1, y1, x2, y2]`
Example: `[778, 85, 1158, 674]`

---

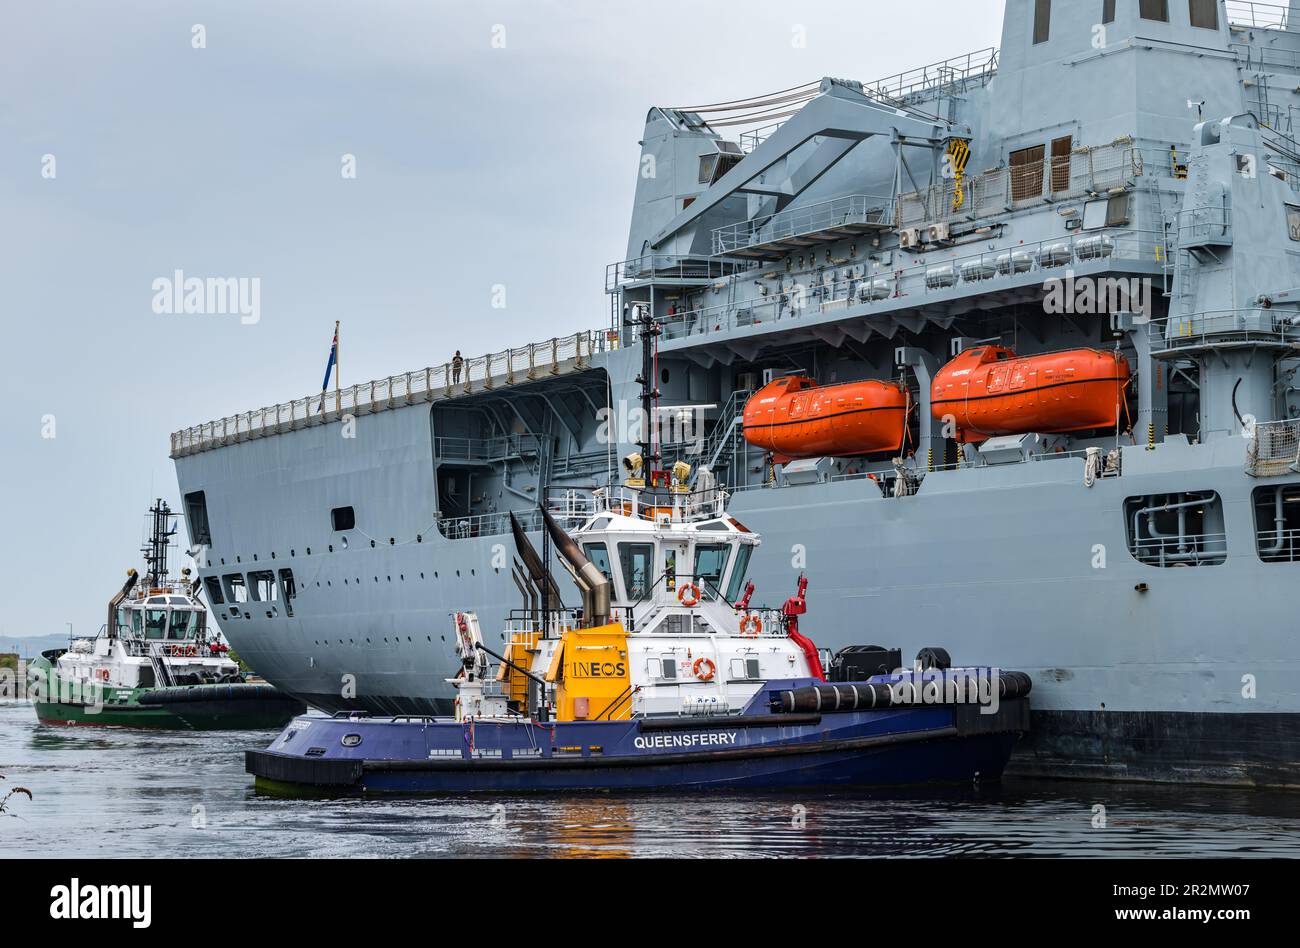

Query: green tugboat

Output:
[31, 501, 305, 730]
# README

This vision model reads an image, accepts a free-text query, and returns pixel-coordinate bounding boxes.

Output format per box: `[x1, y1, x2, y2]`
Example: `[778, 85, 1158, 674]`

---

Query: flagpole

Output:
[334, 320, 341, 415]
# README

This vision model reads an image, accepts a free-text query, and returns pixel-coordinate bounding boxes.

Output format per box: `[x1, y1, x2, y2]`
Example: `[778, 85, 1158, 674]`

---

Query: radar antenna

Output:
[141, 499, 178, 588]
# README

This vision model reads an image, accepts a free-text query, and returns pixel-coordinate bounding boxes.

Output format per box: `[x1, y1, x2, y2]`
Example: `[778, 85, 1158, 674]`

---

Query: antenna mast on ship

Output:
[141, 499, 177, 588]
[633, 307, 663, 488]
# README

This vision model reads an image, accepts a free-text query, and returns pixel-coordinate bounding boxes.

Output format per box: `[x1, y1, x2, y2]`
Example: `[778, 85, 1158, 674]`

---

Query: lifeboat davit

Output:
[931, 345, 1130, 444]
[743, 376, 909, 462]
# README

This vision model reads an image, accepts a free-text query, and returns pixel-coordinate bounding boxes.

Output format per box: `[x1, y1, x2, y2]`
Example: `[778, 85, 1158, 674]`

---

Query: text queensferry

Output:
[633, 732, 739, 750]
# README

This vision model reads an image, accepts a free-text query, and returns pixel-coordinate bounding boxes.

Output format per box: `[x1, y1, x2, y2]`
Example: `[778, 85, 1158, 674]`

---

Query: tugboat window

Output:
[331, 506, 356, 531]
[583, 543, 613, 583]
[619, 543, 654, 599]
[1124, 492, 1227, 567]
[693, 544, 731, 599]
[725, 545, 753, 602]
[144, 610, 168, 640]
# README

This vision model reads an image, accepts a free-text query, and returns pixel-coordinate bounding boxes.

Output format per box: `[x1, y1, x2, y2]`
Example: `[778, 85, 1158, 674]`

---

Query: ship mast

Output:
[142, 499, 177, 588]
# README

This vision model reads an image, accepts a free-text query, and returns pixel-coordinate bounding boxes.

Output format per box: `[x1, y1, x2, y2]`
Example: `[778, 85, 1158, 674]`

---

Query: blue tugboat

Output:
[247, 474, 1031, 794]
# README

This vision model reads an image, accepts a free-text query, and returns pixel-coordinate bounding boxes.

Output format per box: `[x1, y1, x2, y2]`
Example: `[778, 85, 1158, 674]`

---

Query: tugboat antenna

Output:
[141, 499, 177, 588]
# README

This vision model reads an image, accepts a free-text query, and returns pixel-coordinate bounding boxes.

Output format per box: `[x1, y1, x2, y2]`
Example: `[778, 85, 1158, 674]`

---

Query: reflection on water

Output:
[2, 704, 1299, 858]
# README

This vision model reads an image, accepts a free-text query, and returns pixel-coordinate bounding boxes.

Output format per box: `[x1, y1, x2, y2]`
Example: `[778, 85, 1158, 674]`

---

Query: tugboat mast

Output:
[141, 499, 177, 588]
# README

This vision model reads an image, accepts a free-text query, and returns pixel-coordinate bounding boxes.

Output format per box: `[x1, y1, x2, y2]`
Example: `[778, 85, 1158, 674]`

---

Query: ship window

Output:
[169, 611, 200, 640]
[1106, 192, 1131, 227]
[331, 506, 356, 531]
[248, 571, 278, 602]
[698, 154, 718, 185]
[1125, 492, 1227, 567]
[144, 610, 168, 640]
[730, 658, 746, 679]
[131, 610, 143, 635]
[746, 658, 761, 678]
[583, 543, 613, 584]
[222, 574, 248, 604]
[1103, 0, 1115, 23]
[1010, 145, 1046, 202]
[661, 658, 678, 680]
[693, 544, 731, 600]
[279, 569, 297, 617]
[204, 576, 224, 605]
[618, 543, 655, 600]
[1033, 0, 1051, 44]
[724, 544, 753, 602]
[1252, 485, 1300, 562]
[1050, 136, 1073, 193]
[184, 491, 212, 547]
[1140, 0, 1169, 21]
[1188, 0, 1217, 30]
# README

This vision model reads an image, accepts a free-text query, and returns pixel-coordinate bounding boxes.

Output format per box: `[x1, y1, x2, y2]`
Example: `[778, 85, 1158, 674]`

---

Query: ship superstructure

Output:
[173, 1, 1300, 785]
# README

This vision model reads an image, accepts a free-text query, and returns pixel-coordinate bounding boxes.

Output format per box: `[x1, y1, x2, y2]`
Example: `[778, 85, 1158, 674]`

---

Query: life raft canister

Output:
[692, 657, 717, 681]
[678, 584, 702, 608]
[740, 613, 763, 637]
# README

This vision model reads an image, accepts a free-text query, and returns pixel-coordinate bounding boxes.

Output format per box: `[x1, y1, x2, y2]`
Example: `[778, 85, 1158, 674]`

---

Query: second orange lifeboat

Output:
[743, 376, 909, 462]
[931, 345, 1130, 444]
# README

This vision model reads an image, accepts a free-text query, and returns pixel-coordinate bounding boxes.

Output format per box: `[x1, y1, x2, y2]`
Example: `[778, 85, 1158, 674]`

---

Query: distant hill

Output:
[0, 634, 72, 658]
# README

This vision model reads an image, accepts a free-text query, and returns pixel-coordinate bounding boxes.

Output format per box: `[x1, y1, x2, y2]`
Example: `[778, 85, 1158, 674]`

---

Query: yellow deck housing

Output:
[545, 623, 631, 722]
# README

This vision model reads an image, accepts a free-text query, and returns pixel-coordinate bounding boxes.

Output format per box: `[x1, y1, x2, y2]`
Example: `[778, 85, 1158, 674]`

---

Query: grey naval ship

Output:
[171, 0, 1300, 787]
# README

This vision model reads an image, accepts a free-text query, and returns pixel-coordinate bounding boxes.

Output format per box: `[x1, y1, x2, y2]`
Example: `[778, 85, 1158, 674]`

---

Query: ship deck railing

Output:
[1147, 311, 1300, 357]
[898, 139, 1143, 230]
[658, 228, 1163, 344]
[737, 48, 999, 153]
[1228, 1, 1297, 32]
[606, 254, 753, 292]
[171, 330, 613, 459]
[711, 194, 897, 259]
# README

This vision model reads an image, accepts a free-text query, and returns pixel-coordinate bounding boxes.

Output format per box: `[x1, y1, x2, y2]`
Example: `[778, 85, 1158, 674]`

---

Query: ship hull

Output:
[246, 699, 1029, 795]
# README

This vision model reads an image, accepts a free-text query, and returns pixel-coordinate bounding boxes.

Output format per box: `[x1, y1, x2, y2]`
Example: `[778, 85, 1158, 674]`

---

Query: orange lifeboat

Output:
[931, 345, 1130, 444]
[743, 376, 909, 462]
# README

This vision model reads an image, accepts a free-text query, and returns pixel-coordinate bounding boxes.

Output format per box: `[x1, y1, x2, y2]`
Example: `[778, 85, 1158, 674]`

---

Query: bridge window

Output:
[1125, 492, 1227, 567]
[1188, 0, 1217, 30]
[618, 543, 654, 600]
[1253, 485, 1300, 562]
[583, 543, 613, 584]
[184, 491, 212, 546]
[204, 576, 224, 605]
[724, 544, 753, 602]
[1033, 0, 1051, 44]
[331, 506, 355, 531]
[694, 544, 731, 600]
[1140, 0, 1169, 22]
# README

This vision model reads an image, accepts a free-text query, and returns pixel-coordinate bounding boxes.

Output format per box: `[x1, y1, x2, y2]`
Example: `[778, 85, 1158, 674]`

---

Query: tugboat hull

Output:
[247, 698, 1030, 795]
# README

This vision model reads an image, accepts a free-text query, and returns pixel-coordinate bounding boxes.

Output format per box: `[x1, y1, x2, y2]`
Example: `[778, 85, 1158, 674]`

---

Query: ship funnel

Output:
[509, 513, 563, 613]
[107, 570, 139, 639]
[540, 506, 611, 627]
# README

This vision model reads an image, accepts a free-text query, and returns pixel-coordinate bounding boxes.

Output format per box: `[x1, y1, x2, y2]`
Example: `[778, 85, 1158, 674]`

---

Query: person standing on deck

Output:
[452, 350, 464, 385]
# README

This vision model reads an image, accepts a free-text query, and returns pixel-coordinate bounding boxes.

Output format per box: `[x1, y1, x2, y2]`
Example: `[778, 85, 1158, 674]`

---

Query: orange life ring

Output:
[186, 645, 197, 657]
[96, 668, 109, 682]
[740, 613, 763, 637]
[692, 657, 716, 682]
[678, 584, 702, 608]
[457, 613, 468, 634]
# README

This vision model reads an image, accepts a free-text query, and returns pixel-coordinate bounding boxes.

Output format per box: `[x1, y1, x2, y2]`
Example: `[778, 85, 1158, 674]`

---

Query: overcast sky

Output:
[0, 0, 1005, 639]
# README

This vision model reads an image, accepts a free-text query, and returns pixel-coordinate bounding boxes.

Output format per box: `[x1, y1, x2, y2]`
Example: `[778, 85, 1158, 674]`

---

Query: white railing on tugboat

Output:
[171, 330, 614, 458]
